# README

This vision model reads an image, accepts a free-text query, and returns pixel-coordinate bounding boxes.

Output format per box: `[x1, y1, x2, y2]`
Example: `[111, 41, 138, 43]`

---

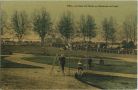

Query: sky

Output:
[0, 1, 137, 41]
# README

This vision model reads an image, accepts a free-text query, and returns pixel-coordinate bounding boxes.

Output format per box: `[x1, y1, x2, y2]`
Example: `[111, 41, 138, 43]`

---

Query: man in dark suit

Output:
[59, 54, 66, 74]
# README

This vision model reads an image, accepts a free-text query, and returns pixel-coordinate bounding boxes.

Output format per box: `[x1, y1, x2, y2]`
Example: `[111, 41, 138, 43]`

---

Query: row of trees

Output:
[1, 8, 137, 47]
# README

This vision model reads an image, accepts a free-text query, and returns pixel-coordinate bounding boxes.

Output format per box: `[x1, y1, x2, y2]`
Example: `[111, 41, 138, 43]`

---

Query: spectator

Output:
[87, 56, 92, 69]
[77, 60, 83, 76]
[99, 57, 104, 65]
[59, 54, 66, 75]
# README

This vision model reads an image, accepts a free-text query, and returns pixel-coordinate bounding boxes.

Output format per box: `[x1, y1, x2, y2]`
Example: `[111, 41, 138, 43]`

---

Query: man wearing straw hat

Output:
[77, 60, 83, 76]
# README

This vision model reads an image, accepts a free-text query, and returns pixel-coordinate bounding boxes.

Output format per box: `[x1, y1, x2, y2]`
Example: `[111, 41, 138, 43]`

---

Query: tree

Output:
[128, 41, 135, 49]
[123, 21, 129, 42]
[80, 15, 86, 42]
[123, 15, 137, 44]
[102, 18, 109, 46]
[57, 11, 74, 47]
[122, 40, 128, 48]
[0, 10, 7, 35]
[122, 40, 135, 49]
[85, 15, 96, 42]
[11, 11, 28, 42]
[102, 17, 116, 47]
[132, 16, 137, 44]
[108, 17, 116, 47]
[33, 8, 52, 46]
[79, 15, 96, 50]
[80, 15, 96, 42]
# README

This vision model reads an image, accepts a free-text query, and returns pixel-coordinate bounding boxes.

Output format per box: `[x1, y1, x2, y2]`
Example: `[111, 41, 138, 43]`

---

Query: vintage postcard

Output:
[0, 0, 137, 89]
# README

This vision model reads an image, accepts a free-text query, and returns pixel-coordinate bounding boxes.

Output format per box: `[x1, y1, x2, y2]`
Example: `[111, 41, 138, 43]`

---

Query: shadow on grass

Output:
[24, 56, 137, 74]
[1, 59, 43, 68]
[75, 73, 103, 89]
[75, 72, 137, 89]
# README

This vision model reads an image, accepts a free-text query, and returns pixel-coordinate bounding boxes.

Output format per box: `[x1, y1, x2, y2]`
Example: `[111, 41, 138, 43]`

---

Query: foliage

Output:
[108, 17, 116, 42]
[128, 41, 135, 49]
[123, 15, 137, 43]
[102, 17, 116, 45]
[80, 15, 86, 40]
[122, 40, 128, 48]
[11, 11, 28, 42]
[0, 10, 7, 35]
[80, 15, 96, 41]
[33, 8, 52, 46]
[58, 11, 74, 41]
[122, 40, 135, 49]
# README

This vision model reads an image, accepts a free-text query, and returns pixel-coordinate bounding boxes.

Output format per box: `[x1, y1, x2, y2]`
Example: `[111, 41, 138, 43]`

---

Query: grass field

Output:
[1, 53, 136, 89]
[76, 72, 137, 89]
[1, 58, 42, 68]
[1, 45, 137, 89]
[23, 55, 137, 74]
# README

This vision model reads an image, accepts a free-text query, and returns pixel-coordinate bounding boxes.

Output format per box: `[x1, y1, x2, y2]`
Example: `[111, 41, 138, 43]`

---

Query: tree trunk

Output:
[111, 39, 114, 49]
[133, 28, 136, 44]
[17, 35, 23, 45]
[88, 37, 91, 51]
[83, 36, 86, 43]
[1, 28, 3, 35]
[41, 37, 45, 46]
[105, 37, 108, 49]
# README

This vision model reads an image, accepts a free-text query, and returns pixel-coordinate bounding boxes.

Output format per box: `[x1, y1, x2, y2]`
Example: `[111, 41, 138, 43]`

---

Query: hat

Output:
[78, 61, 82, 64]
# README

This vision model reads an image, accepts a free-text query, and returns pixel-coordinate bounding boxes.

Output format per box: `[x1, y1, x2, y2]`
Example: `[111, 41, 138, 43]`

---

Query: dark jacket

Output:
[59, 56, 66, 65]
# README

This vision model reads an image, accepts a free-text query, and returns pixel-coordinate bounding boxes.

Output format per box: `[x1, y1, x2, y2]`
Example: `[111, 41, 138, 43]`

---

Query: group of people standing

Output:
[58, 54, 93, 75]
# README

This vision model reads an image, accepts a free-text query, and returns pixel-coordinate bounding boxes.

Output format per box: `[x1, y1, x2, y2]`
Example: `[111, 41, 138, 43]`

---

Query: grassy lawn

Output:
[76, 72, 137, 89]
[1, 58, 42, 68]
[23, 55, 137, 74]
